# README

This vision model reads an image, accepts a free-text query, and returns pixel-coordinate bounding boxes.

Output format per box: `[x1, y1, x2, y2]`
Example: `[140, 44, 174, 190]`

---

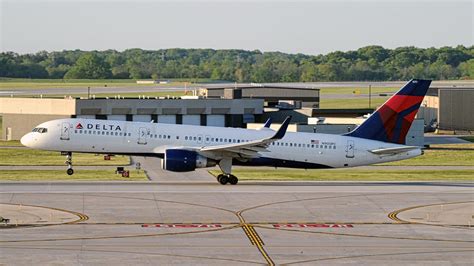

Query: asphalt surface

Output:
[1, 181, 473, 265]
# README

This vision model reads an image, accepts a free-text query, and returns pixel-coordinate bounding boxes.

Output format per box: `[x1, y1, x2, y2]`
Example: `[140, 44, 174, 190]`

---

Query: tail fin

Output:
[345, 79, 431, 144]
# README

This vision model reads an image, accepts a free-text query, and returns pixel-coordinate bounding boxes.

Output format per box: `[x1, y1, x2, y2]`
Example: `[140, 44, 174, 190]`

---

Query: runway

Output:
[1, 181, 473, 265]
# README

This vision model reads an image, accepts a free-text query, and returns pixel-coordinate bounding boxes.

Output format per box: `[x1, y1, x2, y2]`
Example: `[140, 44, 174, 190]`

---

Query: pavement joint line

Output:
[388, 200, 474, 226]
[0, 202, 89, 228]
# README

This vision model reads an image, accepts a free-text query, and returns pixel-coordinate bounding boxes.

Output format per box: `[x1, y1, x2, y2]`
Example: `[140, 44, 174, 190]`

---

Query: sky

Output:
[0, 0, 472, 55]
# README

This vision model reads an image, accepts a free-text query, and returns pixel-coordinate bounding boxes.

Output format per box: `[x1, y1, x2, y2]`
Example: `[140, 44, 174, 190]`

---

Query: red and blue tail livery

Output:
[346, 79, 431, 144]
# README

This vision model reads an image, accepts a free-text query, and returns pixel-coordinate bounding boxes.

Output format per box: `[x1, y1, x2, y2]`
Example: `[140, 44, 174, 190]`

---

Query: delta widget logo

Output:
[76, 123, 83, 129]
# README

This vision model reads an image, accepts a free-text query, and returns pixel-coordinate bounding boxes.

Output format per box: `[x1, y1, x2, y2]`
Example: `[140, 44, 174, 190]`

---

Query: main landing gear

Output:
[64, 152, 74, 175]
[216, 174, 238, 185]
[216, 158, 237, 185]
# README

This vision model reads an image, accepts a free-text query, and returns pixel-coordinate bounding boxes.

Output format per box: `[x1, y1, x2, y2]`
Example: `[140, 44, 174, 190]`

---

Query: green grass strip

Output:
[0, 170, 147, 181]
[210, 169, 474, 181]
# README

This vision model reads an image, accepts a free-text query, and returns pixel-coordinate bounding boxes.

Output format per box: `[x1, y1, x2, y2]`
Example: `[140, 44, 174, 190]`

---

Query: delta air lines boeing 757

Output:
[21, 79, 431, 185]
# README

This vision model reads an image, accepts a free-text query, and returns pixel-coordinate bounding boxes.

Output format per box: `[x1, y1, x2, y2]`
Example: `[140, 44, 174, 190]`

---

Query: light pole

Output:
[368, 85, 371, 109]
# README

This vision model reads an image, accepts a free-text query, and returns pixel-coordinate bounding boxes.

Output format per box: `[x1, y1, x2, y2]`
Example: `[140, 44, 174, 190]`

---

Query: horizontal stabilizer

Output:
[369, 146, 419, 155]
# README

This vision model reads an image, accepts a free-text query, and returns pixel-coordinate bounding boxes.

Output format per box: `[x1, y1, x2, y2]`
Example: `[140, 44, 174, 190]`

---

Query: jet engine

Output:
[161, 149, 217, 172]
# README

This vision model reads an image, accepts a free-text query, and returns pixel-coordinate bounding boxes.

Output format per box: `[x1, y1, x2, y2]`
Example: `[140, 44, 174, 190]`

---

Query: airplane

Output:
[21, 79, 431, 185]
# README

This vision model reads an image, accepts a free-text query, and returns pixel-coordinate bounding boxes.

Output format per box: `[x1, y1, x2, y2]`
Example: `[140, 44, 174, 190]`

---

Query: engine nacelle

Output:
[162, 149, 217, 172]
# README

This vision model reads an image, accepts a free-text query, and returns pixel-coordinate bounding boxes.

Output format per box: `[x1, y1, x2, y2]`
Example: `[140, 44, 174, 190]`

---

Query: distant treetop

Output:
[0, 46, 473, 81]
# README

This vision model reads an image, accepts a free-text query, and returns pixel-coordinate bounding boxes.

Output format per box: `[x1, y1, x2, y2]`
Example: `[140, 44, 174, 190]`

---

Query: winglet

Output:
[271, 116, 292, 140]
[263, 117, 272, 128]
[258, 117, 273, 131]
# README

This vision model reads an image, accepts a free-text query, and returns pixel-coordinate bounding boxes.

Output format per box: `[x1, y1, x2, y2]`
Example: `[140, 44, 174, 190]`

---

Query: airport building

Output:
[419, 87, 474, 132]
[200, 84, 320, 108]
[0, 98, 263, 140]
[1, 84, 322, 141]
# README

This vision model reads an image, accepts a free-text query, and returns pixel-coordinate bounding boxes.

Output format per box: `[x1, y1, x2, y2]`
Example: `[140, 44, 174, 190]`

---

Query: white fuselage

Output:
[21, 118, 422, 168]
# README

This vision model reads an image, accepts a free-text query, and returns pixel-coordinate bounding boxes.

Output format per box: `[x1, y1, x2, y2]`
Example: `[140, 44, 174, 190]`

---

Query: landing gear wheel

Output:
[229, 175, 238, 185]
[64, 152, 74, 175]
[218, 175, 229, 185]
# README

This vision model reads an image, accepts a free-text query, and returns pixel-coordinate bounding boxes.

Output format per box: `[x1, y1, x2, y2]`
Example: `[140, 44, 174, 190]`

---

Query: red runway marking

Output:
[141, 224, 223, 228]
[272, 224, 353, 228]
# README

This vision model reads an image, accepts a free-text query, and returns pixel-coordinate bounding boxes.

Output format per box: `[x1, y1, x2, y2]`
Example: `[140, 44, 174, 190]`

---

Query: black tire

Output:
[229, 175, 238, 185]
[66, 168, 74, 175]
[219, 175, 229, 185]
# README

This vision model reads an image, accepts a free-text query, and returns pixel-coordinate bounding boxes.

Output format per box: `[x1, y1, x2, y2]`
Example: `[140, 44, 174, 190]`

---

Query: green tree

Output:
[64, 53, 111, 79]
[458, 59, 474, 79]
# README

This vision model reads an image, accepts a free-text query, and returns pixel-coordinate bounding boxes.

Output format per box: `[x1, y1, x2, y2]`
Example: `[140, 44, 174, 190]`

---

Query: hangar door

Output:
[158, 115, 176, 124]
[182, 115, 201, 125]
[134, 115, 152, 122]
[206, 115, 225, 127]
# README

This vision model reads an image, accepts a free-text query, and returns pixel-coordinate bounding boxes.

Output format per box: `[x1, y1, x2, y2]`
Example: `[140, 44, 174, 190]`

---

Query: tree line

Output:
[0, 46, 473, 81]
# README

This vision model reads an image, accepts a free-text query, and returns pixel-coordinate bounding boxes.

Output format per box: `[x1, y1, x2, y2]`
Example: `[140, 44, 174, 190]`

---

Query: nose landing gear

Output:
[63, 152, 74, 175]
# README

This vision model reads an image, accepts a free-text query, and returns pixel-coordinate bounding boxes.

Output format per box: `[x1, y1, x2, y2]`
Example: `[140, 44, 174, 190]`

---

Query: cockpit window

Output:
[32, 127, 48, 133]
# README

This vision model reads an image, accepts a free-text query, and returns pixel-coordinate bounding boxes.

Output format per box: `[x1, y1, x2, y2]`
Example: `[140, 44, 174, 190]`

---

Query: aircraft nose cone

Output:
[20, 133, 32, 147]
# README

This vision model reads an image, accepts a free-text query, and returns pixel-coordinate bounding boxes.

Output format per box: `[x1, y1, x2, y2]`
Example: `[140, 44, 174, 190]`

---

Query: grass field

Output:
[0, 170, 147, 181]
[0, 79, 173, 89]
[0, 140, 23, 147]
[210, 169, 474, 181]
[0, 148, 130, 166]
[0, 78, 214, 90]
[320, 97, 388, 109]
[320, 87, 398, 95]
[9, 91, 189, 99]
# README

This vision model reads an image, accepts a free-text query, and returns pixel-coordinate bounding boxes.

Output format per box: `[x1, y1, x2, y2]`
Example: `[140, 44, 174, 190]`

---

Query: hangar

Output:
[419, 87, 474, 132]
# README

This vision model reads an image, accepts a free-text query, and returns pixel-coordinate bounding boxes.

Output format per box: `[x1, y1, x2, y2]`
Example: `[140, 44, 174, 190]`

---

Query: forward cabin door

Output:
[138, 127, 148, 145]
[60, 122, 70, 140]
[345, 140, 355, 158]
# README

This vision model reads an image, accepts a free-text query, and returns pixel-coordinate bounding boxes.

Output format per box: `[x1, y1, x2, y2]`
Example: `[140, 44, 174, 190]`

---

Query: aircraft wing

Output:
[369, 146, 420, 155]
[198, 116, 291, 159]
